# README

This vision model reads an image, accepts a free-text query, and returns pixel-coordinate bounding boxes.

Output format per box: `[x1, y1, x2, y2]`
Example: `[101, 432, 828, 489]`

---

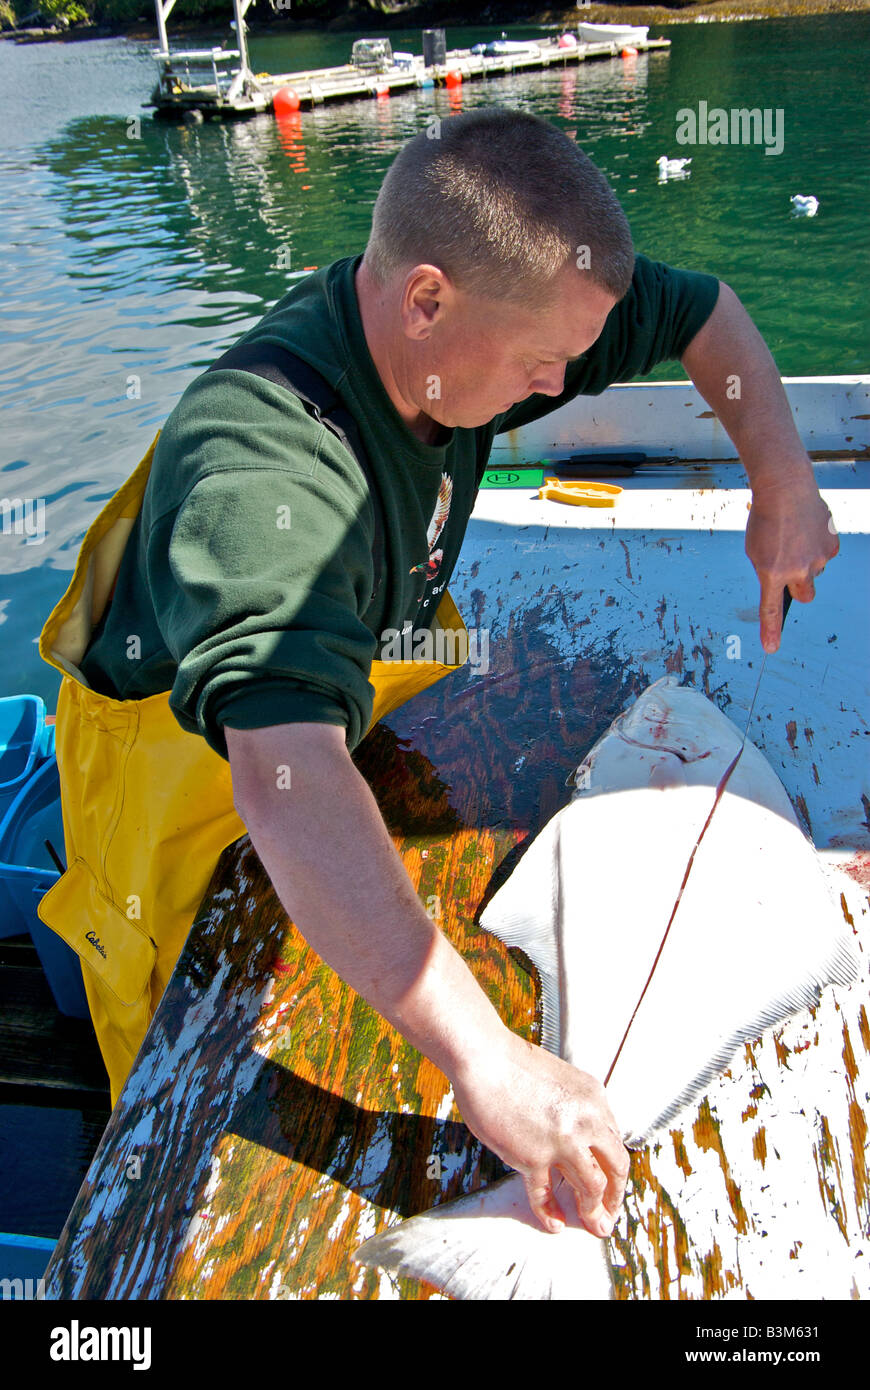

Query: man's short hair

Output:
[364, 107, 635, 306]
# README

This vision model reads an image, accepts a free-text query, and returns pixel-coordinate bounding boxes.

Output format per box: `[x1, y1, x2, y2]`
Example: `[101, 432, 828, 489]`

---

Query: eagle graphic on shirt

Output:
[410, 471, 452, 584]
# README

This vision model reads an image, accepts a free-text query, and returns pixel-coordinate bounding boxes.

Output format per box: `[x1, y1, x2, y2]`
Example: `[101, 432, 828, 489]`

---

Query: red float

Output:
[273, 87, 300, 116]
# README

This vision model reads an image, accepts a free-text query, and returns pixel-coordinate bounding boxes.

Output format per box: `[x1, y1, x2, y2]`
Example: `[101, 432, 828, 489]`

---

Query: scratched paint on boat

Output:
[611, 874, 868, 1298]
[42, 456, 869, 1299]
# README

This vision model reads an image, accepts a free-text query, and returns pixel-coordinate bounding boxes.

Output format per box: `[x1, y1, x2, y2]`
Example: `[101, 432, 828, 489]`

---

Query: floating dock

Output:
[146, 3, 670, 121]
[265, 37, 669, 111]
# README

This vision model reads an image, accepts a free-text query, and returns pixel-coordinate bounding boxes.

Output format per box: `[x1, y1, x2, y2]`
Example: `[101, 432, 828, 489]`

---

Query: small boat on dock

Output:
[576, 21, 650, 47]
[144, 1, 670, 121]
[4, 372, 868, 1300]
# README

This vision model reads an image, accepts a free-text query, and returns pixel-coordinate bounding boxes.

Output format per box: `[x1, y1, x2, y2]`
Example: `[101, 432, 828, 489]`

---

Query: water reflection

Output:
[1, 15, 867, 711]
[26, 52, 656, 346]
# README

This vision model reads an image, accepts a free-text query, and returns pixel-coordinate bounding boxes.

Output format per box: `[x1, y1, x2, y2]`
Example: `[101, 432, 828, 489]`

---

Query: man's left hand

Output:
[745, 480, 839, 653]
[680, 281, 842, 653]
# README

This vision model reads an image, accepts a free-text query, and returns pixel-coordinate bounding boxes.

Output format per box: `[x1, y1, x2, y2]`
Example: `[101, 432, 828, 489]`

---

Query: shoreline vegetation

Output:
[2, 0, 869, 46]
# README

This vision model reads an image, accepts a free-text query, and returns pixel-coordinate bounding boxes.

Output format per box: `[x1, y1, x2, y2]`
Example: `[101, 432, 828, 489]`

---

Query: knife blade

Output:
[737, 588, 794, 754]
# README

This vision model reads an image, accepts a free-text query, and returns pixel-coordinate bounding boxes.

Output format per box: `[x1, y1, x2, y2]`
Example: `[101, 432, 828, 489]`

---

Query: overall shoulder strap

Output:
[206, 338, 384, 603]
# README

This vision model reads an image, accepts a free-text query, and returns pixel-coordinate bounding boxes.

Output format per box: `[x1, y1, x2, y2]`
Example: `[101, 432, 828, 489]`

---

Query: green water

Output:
[1, 14, 868, 708]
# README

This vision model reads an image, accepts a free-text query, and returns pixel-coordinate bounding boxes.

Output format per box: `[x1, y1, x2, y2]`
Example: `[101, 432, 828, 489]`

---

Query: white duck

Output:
[657, 155, 692, 179]
[790, 194, 819, 217]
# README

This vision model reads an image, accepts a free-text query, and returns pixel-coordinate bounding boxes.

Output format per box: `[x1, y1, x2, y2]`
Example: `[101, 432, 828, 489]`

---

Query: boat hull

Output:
[19, 376, 870, 1300]
[577, 23, 649, 45]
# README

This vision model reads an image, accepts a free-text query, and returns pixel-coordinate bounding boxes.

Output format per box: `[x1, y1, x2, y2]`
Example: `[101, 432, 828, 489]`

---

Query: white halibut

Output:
[353, 676, 858, 1299]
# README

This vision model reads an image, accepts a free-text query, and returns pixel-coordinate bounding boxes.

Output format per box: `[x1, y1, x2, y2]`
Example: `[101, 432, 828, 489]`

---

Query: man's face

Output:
[402, 264, 620, 430]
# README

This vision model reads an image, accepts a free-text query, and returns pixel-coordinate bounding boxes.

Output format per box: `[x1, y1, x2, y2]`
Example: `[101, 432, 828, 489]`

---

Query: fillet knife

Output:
[736, 588, 793, 755]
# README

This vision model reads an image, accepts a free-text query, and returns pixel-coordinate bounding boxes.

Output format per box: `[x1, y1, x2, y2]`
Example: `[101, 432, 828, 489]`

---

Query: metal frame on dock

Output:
[149, 0, 269, 118]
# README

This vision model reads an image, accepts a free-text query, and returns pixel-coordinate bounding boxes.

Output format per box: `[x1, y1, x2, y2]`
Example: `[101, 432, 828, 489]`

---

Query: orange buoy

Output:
[375, 82, 390, 98]
[445, 68, 462, 88]
[621, 46, 638, 58]
[273, 86, 300, 115]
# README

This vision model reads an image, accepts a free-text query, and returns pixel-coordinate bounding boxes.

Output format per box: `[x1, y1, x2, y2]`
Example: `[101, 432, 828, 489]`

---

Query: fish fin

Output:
[479, 817, 564, 1055]
[352, 1173, 615, 1300]
[628, 933, 859, 1145]
[616, 859, 860, 1146]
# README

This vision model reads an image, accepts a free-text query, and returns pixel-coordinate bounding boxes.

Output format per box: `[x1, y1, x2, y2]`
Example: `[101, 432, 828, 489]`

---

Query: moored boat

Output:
[577, 22, 650, 46]
[470, 39, 543, 57]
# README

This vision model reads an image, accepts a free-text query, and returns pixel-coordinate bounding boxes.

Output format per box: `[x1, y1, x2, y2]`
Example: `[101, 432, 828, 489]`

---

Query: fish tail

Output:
[352, 1174, 615, 1300]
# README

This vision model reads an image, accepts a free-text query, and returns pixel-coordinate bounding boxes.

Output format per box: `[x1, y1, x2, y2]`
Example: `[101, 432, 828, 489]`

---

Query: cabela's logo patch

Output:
[85, 930, 107, 959]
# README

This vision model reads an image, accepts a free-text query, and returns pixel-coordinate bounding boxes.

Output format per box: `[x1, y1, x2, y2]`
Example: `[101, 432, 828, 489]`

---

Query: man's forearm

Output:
[680, 281, 818, 498]
[226, 720, 631, 1237]
[679, 279, 838, 650]
[226, 721, 508, 1085]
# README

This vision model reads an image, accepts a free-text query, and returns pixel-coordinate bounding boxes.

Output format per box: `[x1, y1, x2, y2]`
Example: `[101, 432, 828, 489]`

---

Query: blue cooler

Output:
[0, 696, 50, 838]
[0, 1232, 57, 1288]
[0, 755, 89, 1019]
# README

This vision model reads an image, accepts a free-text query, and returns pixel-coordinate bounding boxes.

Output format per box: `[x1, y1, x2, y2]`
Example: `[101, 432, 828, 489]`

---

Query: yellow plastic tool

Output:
[537, 477, 623, 507]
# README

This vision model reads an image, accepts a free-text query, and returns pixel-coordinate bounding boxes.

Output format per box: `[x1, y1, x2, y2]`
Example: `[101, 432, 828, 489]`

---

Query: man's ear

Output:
[401, 265, 454, 341]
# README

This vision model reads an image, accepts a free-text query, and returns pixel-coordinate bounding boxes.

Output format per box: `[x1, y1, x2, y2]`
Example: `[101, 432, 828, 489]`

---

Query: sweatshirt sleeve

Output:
[496, 254, 720, 433]
[143, 373, 380, 760]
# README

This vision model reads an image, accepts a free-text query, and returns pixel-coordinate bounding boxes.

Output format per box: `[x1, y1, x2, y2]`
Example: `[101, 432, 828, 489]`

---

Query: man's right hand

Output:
[227, 720, 629, 1241]
[449, 1029, 629, 1237]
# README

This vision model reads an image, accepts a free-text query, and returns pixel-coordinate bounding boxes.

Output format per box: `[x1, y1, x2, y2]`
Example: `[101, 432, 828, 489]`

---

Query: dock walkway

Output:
[151, 35, 670, 119]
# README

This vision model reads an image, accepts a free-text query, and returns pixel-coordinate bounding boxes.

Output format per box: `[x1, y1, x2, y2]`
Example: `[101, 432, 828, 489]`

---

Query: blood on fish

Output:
[616, 724, 712, 764]
[605, 748, 742, 1088]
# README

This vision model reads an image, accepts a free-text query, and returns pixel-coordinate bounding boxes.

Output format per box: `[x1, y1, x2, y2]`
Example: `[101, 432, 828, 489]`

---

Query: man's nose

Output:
[527, 364, 567, 397]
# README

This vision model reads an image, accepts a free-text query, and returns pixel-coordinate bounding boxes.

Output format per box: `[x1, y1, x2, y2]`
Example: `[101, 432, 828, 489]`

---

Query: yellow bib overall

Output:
[36, 432, 468, 1108]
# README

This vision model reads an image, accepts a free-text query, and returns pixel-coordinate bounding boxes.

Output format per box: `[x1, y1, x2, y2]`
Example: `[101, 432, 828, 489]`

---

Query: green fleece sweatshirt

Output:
[79, 252, 719, 758]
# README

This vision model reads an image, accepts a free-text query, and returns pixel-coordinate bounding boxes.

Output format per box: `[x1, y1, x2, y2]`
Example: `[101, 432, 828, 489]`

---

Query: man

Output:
[68, 107, 836, 1243]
